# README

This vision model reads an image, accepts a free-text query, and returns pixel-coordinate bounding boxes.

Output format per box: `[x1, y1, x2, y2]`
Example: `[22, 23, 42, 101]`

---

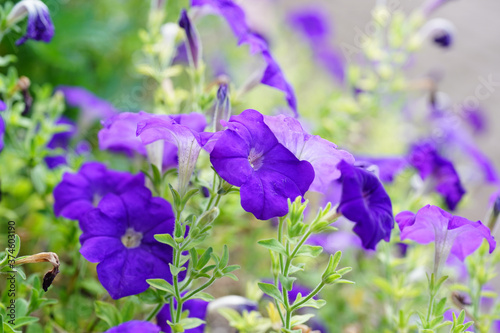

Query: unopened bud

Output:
[198, 207, 219, 227]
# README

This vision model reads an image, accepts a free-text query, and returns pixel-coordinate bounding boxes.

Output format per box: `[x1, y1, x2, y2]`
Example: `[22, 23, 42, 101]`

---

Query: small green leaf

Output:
[196, 248, 213, 271]
[257, 239, 287, 256]
[298, 298, 326, 309]
[279, 274, 296, 291]
[290, 313, 315, 326]
[219, 245, 229, 269]
[147, 279, 175, 294]
[154, 234, 177, 249]
[169, 264, 187, 277]
[258, 283, 283, 303]
[222, 265, 240, 274]
[189, 292, 215, 302]
[11, 316, 39, 329]
[296, 245, 323, 258]
[95, 301, 122, 328]
[179, 317, 205, 329]
[13, 235, 21, 258]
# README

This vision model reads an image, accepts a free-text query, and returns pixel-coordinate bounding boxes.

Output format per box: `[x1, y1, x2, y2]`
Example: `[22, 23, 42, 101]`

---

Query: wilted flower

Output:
[157, 297, 209, 333]
[210, 109, 314, 220]
[7, 0, 55, 45]
[53, 162, 144, 220]
[79, 185, 176, 299]
[396, 205, 496, 273]
[263, 114, 354, 193]
[408, 142, 465, 211]
[336, 160, 394, 250]
[179, 9, 201, 69]
[105, 321, 160, 333]
[44, 117, 76, 169]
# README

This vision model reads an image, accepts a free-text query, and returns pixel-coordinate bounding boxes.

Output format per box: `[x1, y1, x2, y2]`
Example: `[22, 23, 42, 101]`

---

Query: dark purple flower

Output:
[210, 109, 314, 220]
[408, 142, 465, 211]
[56, 86, 118, 124]
[0, 115, 5, 152]
[179, 9, 201, 69]
[263, 114, 354, 193]
[462, 106, 486, 134]
[396, 205, 496, 262]
[355, 156, 408, 183]
[80, 185, 175, 299]
[491, 190, 500, 218]
[213, 83, 230, 131]
[105, 321, 160, 333]
[191, 0, 298, 116]
[99, 112, 206, 172]
[336, 160, 394, 250]
[288, 8, 345, 83]
[157, 297, 209, 333]
[53, 162, 144, 220]
[0, 100, 6, 111]
[433, 32, 452, 48]
[44, 117, 77, 169]
[8, 0, 55, 45]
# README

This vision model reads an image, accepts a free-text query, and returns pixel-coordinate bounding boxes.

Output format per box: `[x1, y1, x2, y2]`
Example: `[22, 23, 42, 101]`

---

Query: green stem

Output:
[182, 276, 216, 302]
[290, 282, 326, 311]
[145, 303, 164, 321]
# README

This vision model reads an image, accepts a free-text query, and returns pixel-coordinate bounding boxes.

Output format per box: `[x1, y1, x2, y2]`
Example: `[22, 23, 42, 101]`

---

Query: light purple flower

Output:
[179, 9, 201, 69]
[0, 115, 5, 152]
[44, 117, 76, 169]
[191, 0, 298, 116]
[80, 184, 175, 299]
[136, 114, 206, 197]
[210, 109, 314, 220]
[56, 86, 118, 123]
[0, 100, 6, 111]
[462, 106, 486, 134]
[396, 205, 496, 263]
[356, 156, 408, 183]
[53, 162, 144, 220]
[336, 160, 394, 250]
[157, 297, 209, 333]
[99, 112, 206, 172]
[263, 113, 354, 193]
[408, 142, 465, 211]
[422, 0, 455, 15]
[8, 0, 55, 45]
[105, 321, 160, 333]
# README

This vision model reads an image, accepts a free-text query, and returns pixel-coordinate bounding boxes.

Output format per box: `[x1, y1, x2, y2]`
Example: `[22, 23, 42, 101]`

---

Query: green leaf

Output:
[279, 274, 296, 291]
[169, 264, 187, 277]
[323, 251, 342, 279]
[13, 235, 21, 258]
[295, 245, 323, 258]
[222, 265, 240, 274]
[11, 316, 39, 329]
[298, 298, 326, 309]
[219, 245, 229, 269]
[154, 234, 177, 249]
[121, 299, 136, 322]
[147, 279, 175, 295]
[179, 317, 205, 329]
[288, 263, 305, 274]
[181, 188, 199, 208]
[196, 248, 213, 271]
[257, 239, 287, 256]
[257, 283, 283, 303]
[336, 267, 352, 275]
[95, 301, 122, 328]
[189, 292, 215, 302]
[290, 313, 314, 326]
[224, 273, 239, 281]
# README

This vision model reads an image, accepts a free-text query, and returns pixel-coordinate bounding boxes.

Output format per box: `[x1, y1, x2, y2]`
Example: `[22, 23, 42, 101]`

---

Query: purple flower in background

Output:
[0, 100, 6, 111]
[56, 86, 118, 124]
[263, 113, 354, 193]
[420, 18, 455, 49]
[336, 160, 394, 250]
[80, 185, 175, 299]
[288, 7, 345, 83]
[157, 297, 209, 333]
[191, 0, 298, 116]
[355, 156, 408, 183]
[396, 205, 496, 264]
[422, 0, 455, 15]
[7, 0, 55, 45]
[53, 162, 144, 220]
[0, 116, 5, 152]
[137, 114, 206, 196]
[462, 106, 486, 134]
[408, 142, 465, 211]
[99, 112, 206, 172]
[179, 9, 201, 69]
[210, 109, 314, 220]
[44, 117, 76, 169]
[105, 321, 160, 333]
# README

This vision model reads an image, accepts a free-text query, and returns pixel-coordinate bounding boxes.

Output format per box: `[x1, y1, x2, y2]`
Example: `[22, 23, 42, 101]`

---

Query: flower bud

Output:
[178, 9, 201, 69]
[198, 207, 219, 228]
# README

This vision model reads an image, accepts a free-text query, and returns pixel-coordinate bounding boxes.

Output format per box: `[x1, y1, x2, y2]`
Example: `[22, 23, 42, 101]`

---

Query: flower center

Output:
[121, 228, 143, 249]
[248, 148, 264, 170]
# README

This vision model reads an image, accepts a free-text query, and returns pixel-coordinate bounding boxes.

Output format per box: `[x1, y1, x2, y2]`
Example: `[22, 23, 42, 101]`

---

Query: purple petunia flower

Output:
[179, 9, 201, 69]
[396, 205, 496, 265]
[136, 114, 207, 197]
[79, 184, 176, 299]
[53, 162, 144, 220]
[336, 160, 394, 250]
[420, 18, 455, 49]
[0, 116, 4, 152]
[157, 297, 209, 333]
[262, 113, 354, 193]
[462, 106, 486, 134]
[288, 7, 345, 83]
[44, 117, 77, 169]
[210, 109, 314, 220]
[0, 100, 6, 111]
[355, 156, 408, 183]
[105, 321, 160, 333]
[191, 0, 298, 116]
[99, 111, 206, 172]
[408, 142, 465, 211]
[7, 0, 55, 45]
[56, 86, 118, 124]
[422, 0, 455, 15]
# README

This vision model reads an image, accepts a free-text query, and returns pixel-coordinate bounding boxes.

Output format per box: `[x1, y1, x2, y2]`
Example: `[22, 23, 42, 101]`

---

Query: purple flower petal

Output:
[53, 162, 144, 220]
[356, 156, 408, 183]
[11, 0, 55, 45]
[56, 86, 118, 123]
[337, 160, 394, 250]
[157, 297, 209, 333]
[210, 109, 314, 220]
[179, 9, 201, 69]
[105, 321, 161, 333]
[44, 116, 77, 169]
[396, 205, 496, 261]
[0, 116, 5, 152]
[263, 114, 354, 193]
[0, 100, 6, 111]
